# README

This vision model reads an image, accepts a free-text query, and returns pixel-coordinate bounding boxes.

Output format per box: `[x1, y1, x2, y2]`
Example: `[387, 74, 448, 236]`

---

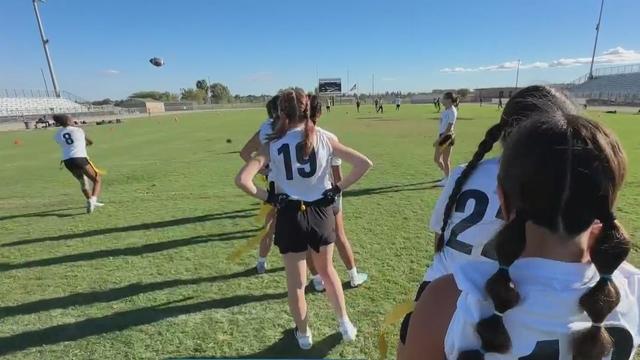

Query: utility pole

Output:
[515, 59, 521, 89]
[33, 0, 60, 97]
[589, 0, 605, 80]
[40, 68, 49, 96]
[371, 73, 375, 96]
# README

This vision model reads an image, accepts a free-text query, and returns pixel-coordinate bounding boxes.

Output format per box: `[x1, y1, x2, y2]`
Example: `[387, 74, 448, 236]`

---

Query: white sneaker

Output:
[312, 276, 325, 292]
[256, 261, 267, 274]
[295, 327, 313, 350]
[94, 202, 105, 207]
[350, 272, 369, 288]
[339, 321, 357, 342]
[86, 200, 95, 214]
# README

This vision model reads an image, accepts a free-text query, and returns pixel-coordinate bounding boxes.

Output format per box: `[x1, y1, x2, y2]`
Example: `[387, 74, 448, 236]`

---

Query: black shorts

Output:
[63, 157, 90, 174]
[399, 281, 431, 345]
[274, 202, 336, 254]
[438, 133, 455, 147]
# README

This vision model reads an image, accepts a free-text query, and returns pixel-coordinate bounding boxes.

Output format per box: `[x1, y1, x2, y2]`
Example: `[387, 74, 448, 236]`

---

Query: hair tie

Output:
[592, 322, 604, 328]
[499, 265, 509, 271]
[600, 274, 613, 281]
[493, 310, 504, 318]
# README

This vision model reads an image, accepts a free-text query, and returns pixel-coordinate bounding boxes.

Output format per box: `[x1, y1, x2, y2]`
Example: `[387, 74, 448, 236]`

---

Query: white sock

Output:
[339, 316, 352, 328]
[348, 267, 358, 280]
[89, 196, 97, 204]
[298, 326, 310, 336]
[257, 257, 266, 264]
[312, 274, 322, 281]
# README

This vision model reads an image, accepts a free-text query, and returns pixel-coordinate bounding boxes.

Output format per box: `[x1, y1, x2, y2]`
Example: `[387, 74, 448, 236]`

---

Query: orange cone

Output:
[14, 139, 22, 145]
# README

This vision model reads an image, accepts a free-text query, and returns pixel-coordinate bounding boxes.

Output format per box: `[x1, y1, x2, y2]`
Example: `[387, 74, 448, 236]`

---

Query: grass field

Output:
[1, 104, 639, 359]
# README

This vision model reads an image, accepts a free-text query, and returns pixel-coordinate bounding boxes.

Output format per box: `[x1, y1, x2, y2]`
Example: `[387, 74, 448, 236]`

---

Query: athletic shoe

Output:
[295, 327, 313, 350]
[256, 261, 267, 275]
[312, 276, 325, 292]
[86, 200, 95, 214]
[339, 321, 357, 342]
[94, 202, 105, 207]
[350, 272, 369, 288]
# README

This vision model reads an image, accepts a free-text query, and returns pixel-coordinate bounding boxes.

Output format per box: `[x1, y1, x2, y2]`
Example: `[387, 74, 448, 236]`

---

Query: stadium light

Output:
[32, 0, 61, 98]
[588, 0, 605, 80]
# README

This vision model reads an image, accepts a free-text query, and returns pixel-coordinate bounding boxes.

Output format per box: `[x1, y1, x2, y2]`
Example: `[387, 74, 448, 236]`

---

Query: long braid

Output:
[436, 123, 503, 251]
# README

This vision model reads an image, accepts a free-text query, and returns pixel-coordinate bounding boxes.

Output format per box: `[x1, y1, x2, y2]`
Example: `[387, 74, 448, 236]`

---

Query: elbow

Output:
[234, 173, 245, 190]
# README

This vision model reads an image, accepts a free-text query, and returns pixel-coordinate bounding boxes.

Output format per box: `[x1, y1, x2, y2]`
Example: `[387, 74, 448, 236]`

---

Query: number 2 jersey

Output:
[54, 126, 88, 160]
[425, 157, 504, 282]
[446, 258, 640, 359]
[268, 126, 336, 202]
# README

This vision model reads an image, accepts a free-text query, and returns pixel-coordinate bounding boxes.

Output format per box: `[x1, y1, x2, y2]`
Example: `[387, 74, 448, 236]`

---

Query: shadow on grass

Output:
[0, 267, 284, 319]
[2, 208, 256, 248]
[345, 181, 441, 198]
[172, 330, 342, 359]
[0, 292, 288, 357]
[0, 207, 84, 222]
[0, 229, 257, 272]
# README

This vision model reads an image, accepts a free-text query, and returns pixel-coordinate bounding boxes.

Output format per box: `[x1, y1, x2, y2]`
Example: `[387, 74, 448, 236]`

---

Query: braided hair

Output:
[269, 88, 314, 157]
[436, 85, 576, 251]
[458, 113, 629, 359]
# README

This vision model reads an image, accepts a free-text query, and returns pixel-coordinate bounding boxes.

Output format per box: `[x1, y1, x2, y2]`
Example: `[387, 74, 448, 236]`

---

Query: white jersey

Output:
[446, 259, 640, 359]
[268, 126, 334, 201]
[54, 126, 88, 160]
[258, 118, 273, 145]
[439, 106, 457, 134]
[425, 157, 504, 281]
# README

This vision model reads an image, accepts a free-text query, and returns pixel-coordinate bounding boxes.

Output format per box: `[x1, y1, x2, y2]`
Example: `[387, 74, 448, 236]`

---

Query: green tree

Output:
[209, 83, 232, 104]
[180, 88, 207, 104]
[91, 98, 113, 106]
[196, 80, 209, 103]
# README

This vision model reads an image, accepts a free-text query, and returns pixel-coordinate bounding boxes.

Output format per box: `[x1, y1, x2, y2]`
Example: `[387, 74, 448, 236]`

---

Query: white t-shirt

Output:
[425, 157, 504, 281]
[268, 126, 334, 201]
[54, 126, 88, 160]
[445, 259, 640, 359]
[258, 118, 273, 145]
[439, 106, 458, 135]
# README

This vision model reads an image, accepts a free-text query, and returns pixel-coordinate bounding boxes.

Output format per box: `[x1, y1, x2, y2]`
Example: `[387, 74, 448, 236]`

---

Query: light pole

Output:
[589, 0, 605, 80]
[33, 0, 61, 97]
[515, 59, 521, 89]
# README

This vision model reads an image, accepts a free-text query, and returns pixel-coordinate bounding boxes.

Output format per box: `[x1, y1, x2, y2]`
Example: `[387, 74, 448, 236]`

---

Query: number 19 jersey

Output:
[425, 157, 504, 281]
[268, 126, 334, 202]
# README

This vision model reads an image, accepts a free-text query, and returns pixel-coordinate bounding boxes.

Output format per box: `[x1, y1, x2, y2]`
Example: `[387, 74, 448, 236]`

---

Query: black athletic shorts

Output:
[274, 201, 336, 254]
[63, 157, 90, 174]
[438, 133, 455, 147]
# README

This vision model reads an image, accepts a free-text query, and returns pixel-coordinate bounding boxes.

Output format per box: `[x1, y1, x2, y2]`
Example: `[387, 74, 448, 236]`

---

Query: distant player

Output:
[306, 95, 368, 290]
[236, 88, 372, 349]
[239, 95, 281, 274]
[53, 114, 103, 213]
[498, 97, 504, 109]
[325, 98, 331, 112]
[396, 86, 576, 357]
[433, 92, 458, 186]
[356, 98, 361, 113]
[377, 98, 384, 113]
[395, 97, 401, 111]
[403, 112, 639, 360]
[374, 98, 379, 110]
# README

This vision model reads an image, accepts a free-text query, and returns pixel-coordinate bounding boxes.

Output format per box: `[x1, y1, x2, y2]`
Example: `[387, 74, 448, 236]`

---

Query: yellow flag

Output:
[378, 300, 415, 359]
[227, 227, 269, 263]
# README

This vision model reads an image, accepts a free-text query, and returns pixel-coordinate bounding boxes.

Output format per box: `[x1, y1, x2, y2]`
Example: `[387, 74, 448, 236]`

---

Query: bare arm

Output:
[235, 144, 270, 201]
[239, 132, 261, 163]
[331, 165, 343, 183]
[329, 138, 372, 191]
[402, 275, 460, 360]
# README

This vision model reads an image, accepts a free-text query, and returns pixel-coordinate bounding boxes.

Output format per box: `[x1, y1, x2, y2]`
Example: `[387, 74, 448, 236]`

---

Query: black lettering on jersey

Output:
[62, 132, 74, 145]
[516, 327, 632, 359]
[277, 141, 317, 181]
[519, 339, 559, 360]
[446, 190, 489, 255]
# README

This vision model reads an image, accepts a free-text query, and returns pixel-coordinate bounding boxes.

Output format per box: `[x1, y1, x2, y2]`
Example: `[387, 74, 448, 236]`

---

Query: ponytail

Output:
[436, 123, 503, 251]
[269, 89, 314, 157]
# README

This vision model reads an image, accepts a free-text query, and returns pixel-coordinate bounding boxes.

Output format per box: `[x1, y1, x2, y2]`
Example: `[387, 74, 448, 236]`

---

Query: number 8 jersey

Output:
[425, 157, 504, 282]
[54, 126, 88, 160]
[269, 126, 335, 201]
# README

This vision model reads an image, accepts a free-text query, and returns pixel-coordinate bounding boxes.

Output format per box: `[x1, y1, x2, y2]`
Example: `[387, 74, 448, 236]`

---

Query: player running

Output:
[403, 112, 639, 360]
[433, 92, 459, 186]
[239, 95, 280, 274]
[305, 94, 368, 290]
[53, 114, 103, 213]
[396, 86, 576, 356]
[235, 88, 372, 350]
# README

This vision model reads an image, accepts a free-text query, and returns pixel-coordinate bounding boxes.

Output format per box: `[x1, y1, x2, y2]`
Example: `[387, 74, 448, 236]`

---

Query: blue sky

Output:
[1, 0, 639, 100]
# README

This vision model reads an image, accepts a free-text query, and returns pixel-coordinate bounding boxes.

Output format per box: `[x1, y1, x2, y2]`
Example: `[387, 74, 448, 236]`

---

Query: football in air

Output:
[149, 57, 164, 67]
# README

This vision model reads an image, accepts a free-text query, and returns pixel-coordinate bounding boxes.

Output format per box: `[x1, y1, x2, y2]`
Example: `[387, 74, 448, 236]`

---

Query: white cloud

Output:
[100, 69, 120, 75]
[245, 71, 273, 82]
[441, 47, 640, 73]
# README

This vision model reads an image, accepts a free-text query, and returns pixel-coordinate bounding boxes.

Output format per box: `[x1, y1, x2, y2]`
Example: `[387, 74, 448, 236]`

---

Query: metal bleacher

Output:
[567, 64, 640, 104]
[0, 89, 89, 117]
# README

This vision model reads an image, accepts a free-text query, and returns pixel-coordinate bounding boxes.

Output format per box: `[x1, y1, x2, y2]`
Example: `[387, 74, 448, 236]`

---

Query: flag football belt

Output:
[283, 197, 333, 212]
